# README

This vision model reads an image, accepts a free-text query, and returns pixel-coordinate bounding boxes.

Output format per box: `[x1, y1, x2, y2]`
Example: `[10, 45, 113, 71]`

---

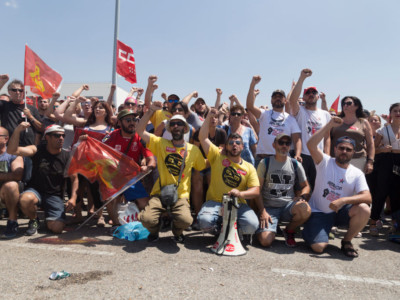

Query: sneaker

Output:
[147, 233, 159, 242]
[173, 234, 185, 244]
[283, 229, 297, 247]
[376, 219, 384, 230]
[2, 220, 18, 239]
[26, 218, 40, 236]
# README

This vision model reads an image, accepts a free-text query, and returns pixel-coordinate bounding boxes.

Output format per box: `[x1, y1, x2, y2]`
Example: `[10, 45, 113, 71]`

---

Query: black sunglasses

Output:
[343, 101, 353, 106]
[228, 140, 242, 145]
[10, 88, 24, 93]
[172, 108, 184, 113]
[231, 112, 242, 117]
[277, 140, 291, 146]
[125, 102, 136, 106]
[170, 121, 185, 127]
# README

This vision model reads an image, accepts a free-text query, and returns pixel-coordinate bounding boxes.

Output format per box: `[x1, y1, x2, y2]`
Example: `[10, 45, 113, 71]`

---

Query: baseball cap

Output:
[194, 97, 206, 105]
[124, 97, 137, 104]
[274, 133, 292, 142]
[303, 87, 318, 95]
[44, 125, 65, 136]
[336, 136, 356, 148]
[271, 89, 286, 97]
[117, 109, 138, 120]
[166, 115, 189, 134]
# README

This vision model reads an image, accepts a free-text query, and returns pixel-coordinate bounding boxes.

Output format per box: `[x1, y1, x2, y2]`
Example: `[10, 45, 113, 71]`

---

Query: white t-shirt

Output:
[257, 109, 301, 155]
[309, 153, 369, 213]
[377, 125, 400, 150]
[295, 106, 331, 155]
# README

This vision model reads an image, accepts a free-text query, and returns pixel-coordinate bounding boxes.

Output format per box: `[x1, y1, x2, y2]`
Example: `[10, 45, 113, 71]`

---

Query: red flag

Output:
[24, 45, 62, 99]
[67, 137, 141, 201]
[71, 128, 106, 147]
[116, 40, 137, 84]
[329, 95, 340, 115]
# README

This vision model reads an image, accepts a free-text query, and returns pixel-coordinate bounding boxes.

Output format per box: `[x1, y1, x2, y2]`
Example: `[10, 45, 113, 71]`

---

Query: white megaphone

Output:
[210, 194, 247, 256]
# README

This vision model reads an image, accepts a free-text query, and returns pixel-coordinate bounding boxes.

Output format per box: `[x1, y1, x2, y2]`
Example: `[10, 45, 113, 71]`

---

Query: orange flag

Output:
[329, 95, 340, 115]
[24, 45, 62, 98]
[67, 137, 141, 201]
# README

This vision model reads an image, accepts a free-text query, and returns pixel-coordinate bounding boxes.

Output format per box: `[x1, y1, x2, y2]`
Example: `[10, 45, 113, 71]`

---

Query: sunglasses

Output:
[337, 146, 353, 152]
[277, 140, 291, 146]
[123, 117, 139, 123]
[343, 101, 353, 106]
[82, 102, 91, 106]
[10, 88, 24, 93]
[168, 99, 179, 103]
[169, 121, 185, 127]
[305, 90, 318, 95]
[172, 108, 184, 113]
[231, 112, 242, 117]
[51, 133, 65, 138]
[228, 140, 242, 146]
[125, 102, 136, 106]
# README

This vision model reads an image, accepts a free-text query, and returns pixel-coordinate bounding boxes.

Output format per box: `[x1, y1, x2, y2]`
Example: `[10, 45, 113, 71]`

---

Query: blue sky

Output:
[1, 0, 399, 115]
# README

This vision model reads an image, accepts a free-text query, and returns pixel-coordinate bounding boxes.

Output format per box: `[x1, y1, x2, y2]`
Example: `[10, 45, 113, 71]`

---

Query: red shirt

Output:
[104, 129, 153, 163]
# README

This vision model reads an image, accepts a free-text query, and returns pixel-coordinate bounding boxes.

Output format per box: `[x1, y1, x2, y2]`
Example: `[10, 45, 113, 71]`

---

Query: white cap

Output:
[166, 115, 189, 134]
[44, 124, 65, 135]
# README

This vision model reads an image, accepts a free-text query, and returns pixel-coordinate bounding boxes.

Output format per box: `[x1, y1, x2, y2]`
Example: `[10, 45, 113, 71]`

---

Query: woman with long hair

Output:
[330, 96, 374, 174]
[369, 103, 400, 236]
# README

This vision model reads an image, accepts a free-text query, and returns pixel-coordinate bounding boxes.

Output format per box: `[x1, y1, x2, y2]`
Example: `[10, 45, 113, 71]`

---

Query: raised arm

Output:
[106, 84, 117, 108]
[246, 75, 262, 119]
[307, 116, 343, 165]
[144, 75, 158, 108]
[44, 92, 60, 119]
[199, 108, 216, 156]
[71, 84, 89, 98]
[63, 97, 87, 127]
[215, 88, 222, 109]
[229, 94, 243, 108]
[288, 69, 312, 116]
[0, 74, 9, 90]
[182, 91, 198, 106]
[137, 101, 162, 144]
[7, 122, 37, 157]
[54, 97, 73, 122]
[320, 92, 329, 111]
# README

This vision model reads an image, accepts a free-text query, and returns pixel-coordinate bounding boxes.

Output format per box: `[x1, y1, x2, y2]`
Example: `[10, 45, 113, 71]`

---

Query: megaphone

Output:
[210, 194, 247, 256]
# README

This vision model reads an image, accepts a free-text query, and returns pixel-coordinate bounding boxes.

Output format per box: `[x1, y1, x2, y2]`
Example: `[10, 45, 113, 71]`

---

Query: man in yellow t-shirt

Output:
[197, 110, 261, 237]
[136, 102, 206, 243]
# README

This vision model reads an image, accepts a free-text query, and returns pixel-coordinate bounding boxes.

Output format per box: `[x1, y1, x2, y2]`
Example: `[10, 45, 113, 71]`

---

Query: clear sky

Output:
[1, 0, 400, 115]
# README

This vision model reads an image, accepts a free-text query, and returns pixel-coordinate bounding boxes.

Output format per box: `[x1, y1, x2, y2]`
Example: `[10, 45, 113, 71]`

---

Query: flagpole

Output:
[112, 0, 120, 107]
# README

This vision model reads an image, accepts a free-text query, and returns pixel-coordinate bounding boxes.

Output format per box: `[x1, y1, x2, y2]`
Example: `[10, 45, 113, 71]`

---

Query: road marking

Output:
[4, 242, 115, 256]
[271, 268, 400, 287]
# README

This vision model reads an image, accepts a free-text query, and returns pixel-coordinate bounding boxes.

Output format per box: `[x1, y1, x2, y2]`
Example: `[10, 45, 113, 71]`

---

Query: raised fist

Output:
[82, 84, 89, 90]
[301, 69, 312, 79]
[0, 74, 9, 82]
[52, 92, 60, 100]
[252, 75, 261, 85]
[148, 75, 158, 85]
[216, 88, 222, 95]
[330, 116, 343, 127]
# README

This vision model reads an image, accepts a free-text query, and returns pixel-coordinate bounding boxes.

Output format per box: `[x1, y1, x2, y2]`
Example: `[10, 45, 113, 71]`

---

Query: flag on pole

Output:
[116, 40, 137, 84]
[24, 45, 62, 99]
[329, 95, 340, 115]
[67, 137, 141, 201]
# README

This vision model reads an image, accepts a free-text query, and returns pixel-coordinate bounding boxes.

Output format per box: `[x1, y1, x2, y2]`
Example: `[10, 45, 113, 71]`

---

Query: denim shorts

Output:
[302, 204, 352, 245]
[256, 201, 296, 233]
[22, 188, 66, 222]
[123, 181, 149, 201]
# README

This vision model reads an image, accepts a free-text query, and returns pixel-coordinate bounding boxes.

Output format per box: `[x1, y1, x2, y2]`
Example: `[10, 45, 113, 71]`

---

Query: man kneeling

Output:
[256, 134, 311, 247]
[197, 110, 260, 238]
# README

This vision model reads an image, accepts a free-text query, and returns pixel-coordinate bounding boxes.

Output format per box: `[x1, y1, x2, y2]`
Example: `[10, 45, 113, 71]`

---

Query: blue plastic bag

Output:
[113, 221, 150, 241]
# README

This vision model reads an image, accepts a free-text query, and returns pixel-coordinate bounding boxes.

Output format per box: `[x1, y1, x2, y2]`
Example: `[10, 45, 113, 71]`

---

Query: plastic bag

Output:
[118, 202, 140, 225]
[113, 221, 150, 241]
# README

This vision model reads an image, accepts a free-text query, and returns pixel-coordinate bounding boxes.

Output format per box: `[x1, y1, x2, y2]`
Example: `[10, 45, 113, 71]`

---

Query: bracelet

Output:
[366, 158, 374, 163]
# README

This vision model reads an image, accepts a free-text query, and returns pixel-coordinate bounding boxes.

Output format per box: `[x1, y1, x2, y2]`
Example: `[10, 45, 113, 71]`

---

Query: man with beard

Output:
[256, 134, 311, 248]
[7, 124, 78, 235]
[246, 76, 301, 165]
[303, 117, 371, 258]
[288, 69, 331, 190]
[197, 110, 260, 238]
[104, 109, 156, 210]
[136, 102, 206, 243]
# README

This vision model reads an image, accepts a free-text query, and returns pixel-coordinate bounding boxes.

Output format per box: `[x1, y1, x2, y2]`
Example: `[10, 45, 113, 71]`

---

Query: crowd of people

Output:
[0, 68, 399, 258]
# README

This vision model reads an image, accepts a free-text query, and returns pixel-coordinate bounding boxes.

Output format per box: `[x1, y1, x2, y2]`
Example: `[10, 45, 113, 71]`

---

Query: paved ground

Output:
[0, 214, 399, 300]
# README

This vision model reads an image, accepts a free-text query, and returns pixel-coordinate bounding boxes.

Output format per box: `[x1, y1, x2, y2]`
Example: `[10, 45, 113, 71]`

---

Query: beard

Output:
[272, 101, 284, 109]
[336, 154, 351, 165]
[172, 128, 184, 141]
[121, 123, 135, 134]
[227, 149, 241, 158]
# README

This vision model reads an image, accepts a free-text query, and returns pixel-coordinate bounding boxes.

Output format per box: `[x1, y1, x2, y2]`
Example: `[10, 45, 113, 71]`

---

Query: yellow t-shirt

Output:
[206, 144, 260, 204]
[148, 135, 206, 199]
[150, 110, 172, 129]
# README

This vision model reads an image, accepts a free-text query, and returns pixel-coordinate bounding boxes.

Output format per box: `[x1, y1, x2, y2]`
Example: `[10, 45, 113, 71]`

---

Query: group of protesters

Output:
[0, 68, 399, 258]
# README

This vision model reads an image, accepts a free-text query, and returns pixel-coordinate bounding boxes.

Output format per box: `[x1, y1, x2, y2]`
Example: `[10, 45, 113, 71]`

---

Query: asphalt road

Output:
[0, 215, 399, 300]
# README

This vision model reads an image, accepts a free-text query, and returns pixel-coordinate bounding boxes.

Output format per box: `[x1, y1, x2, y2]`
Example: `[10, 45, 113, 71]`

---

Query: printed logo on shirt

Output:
[179, 149, 185, 157]
[307, 120, 322, 135]
[267, 127, 284, 136]
[222, 166, 242, 188]
[166, 147, 176, 153]
[165, 153, 184, 176]
[222, 159, 231, 167]
[322, 188, 340, 202]
[237, 169, 247, 176]
[21, 112, 26, 118]
[327, 181, 342, 191]
[132, 142, 138, 152]
[115, 145, 122, 152]
[349, 126, 358, 130]
[267, 171, 294, 197]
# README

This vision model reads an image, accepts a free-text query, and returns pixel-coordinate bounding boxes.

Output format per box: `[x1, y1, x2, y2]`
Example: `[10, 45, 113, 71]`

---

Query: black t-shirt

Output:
[27, 144, 70, 197]
[0, 100, 41, 146]
[193, 127, 227, 157]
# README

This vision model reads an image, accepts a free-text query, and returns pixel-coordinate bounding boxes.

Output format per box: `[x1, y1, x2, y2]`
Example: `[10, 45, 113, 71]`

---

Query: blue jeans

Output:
[197, 200, 259, 235]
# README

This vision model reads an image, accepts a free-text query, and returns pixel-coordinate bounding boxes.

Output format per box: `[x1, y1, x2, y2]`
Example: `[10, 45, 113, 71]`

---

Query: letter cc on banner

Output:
[116, 40, 137, 84]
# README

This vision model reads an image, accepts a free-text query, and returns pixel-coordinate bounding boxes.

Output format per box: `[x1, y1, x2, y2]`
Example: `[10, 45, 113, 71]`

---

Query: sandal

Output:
[341, 240, 359, 258]
[369, 220, 379, 237]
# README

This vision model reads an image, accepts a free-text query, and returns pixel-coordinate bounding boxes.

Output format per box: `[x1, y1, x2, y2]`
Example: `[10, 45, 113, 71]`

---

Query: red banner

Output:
[329, 95, 340, 115]
[116, 40, 137, 84]
[24, 45, 62, 99]
[67, 137, 141, 201]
